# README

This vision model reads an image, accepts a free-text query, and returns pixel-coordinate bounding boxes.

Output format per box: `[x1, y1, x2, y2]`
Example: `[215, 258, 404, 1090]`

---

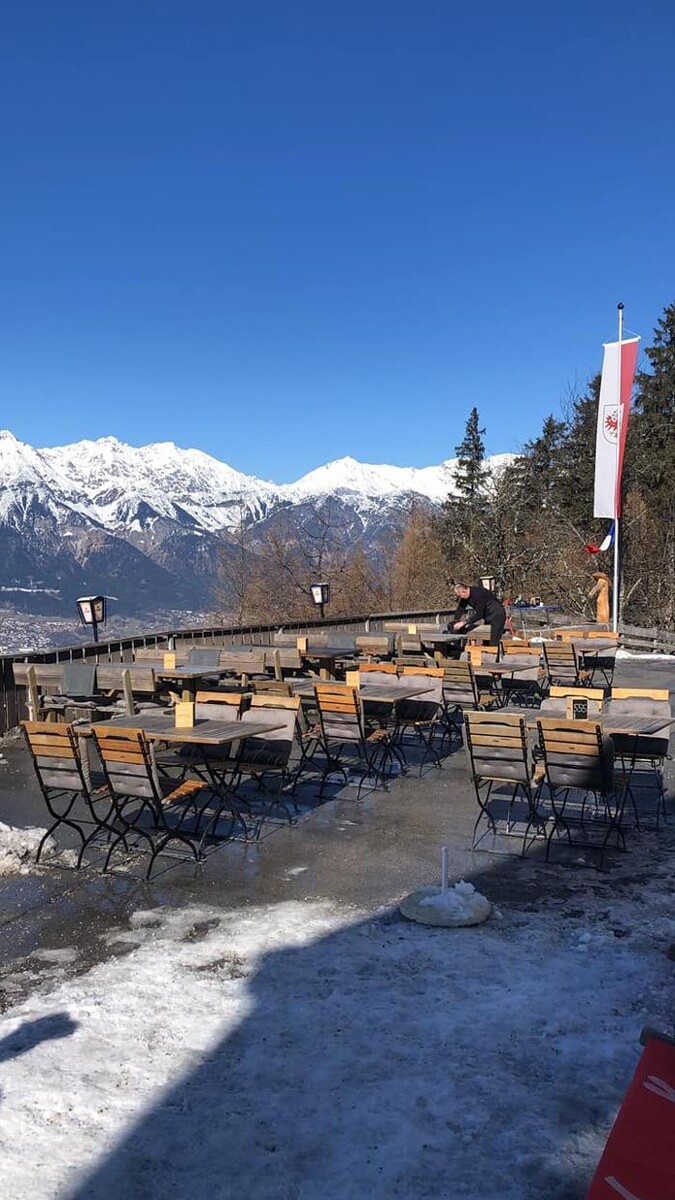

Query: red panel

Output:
[586, 1038, 675, 1199]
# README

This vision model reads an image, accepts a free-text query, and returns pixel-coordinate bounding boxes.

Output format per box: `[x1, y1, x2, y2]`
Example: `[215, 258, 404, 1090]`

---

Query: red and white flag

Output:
[593, 337, 639, 518]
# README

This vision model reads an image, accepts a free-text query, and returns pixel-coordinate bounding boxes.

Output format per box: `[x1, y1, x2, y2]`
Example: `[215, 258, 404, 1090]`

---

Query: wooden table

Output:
[569, 640, 618, 654]
[290, 681, 434, 703]
[419, 631, 468, 647]
[154, 666, 236, 701]
[88, 711, 284, 744]
[474, 661, 538, 706]
[478, 663, 538, 677]
[520, 711, 674, 739]
[359, 683, 438, 703]
[596, 711, 675, 738]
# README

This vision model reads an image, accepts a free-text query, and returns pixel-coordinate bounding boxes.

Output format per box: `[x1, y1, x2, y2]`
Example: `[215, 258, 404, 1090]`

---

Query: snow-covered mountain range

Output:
[0, 430, 512, 616]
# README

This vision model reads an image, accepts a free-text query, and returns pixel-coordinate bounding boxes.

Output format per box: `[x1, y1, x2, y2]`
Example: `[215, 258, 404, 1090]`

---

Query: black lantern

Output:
[480, 575, 496, 592]
[76, 595, 107, 643]
[310, 581, 330, 618]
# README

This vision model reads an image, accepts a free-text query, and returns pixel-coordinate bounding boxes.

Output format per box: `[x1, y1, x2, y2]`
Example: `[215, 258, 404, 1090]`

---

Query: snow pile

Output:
[616, 648, 675, 661]
[0, 877, 671, 1199]
[0, 821, 76, 875]
[419, 880, 491, 922]
[399, 880, 492, 926]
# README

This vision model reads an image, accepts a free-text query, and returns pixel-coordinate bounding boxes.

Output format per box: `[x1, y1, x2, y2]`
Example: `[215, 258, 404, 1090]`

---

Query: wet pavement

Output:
[1, 653, 674, 1012]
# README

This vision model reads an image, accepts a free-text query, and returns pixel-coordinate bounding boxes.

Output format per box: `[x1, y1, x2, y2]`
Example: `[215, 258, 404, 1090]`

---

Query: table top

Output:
[419, 631, 468, 644]
[519, 710, 674, 738]
[90, 712, 283, 745]
[300, 646, 359, 660]
[570, 640, 618, 653]
[154, 666, 232, 681]
[290, 681, 434, 703]
[359, 683, 437, 702]
[478, 662, 538, 676]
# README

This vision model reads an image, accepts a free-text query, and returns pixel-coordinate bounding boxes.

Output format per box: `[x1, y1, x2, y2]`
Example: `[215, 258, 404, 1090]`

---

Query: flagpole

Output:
[612, 302, 624, 633]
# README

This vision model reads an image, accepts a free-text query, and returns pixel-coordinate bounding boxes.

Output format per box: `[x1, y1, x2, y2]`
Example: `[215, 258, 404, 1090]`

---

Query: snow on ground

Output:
[0, 822, 76, 876]
[0, 865, 672, 1200]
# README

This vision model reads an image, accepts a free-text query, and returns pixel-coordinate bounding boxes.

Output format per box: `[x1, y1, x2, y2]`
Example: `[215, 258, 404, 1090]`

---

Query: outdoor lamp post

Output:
[310, 581, 330, 619]
[480, 575, 496, 592]
[76, 595, 107, 644]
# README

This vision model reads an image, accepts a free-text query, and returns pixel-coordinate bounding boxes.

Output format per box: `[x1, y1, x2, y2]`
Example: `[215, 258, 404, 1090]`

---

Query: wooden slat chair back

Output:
[585, 630, 619, 640]
[21, 720, 104, 863]
[90, 725, 207, 877]
[464, 645, 500, 666]
[393, 655, 433, 668]
[555, 629, 587, 643]
[464, 711, 535, 852]
[441, 660, 480, 705]
[542, 642, 590, 687]
[314, 684, 364, 742]
[399, 665, 444, 678]
[611, 687, 670, 702]
[359, 661, 398, 674]
[194, 690, 247, 719]
[549, 686, 605, 702]
[464, 711, 532, 784]
[536, 717, 612, 786]
[502, 642, 539, 656]
[251, 679, 293, 696]
[437, 660, 482, 746]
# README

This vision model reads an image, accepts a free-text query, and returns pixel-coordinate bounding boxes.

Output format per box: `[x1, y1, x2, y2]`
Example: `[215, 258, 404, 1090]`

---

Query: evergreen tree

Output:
[452, 407, 488, 502]
[441, 408, 489, 578]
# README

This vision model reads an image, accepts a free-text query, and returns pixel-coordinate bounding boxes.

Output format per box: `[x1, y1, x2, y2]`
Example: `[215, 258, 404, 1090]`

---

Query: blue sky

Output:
[1, 1, 673, 480]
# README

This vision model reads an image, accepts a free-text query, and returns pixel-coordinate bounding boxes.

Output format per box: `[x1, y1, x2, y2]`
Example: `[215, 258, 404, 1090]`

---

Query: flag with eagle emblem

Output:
[593, 337, 640, 518]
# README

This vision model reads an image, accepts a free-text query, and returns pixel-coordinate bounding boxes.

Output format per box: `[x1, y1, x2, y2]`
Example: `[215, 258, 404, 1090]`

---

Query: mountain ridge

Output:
[0, 430, 513, 616]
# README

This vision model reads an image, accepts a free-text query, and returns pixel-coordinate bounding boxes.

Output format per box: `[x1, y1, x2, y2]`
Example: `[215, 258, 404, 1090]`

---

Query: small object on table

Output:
[175, 701, 195, 728]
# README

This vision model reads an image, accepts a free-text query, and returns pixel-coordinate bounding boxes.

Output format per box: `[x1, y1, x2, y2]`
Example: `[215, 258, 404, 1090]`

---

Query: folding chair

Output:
[314, 684, 393, 798]
[440, 660, 485, 746]
[228, 697, 302, 832]
[91, 725, 222, 877]
[394, 667, 445, 773]
[542, 642, 592, 689]
[21, 720, 111, 866]
[606, 687, 672, 830]
[464, 710, 539, 852]
[534, 717, 627, 866]
[499, 645, 544, 708]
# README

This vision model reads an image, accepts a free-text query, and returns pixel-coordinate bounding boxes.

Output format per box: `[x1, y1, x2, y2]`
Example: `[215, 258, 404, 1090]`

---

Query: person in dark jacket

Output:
[452, 582, 506, 646]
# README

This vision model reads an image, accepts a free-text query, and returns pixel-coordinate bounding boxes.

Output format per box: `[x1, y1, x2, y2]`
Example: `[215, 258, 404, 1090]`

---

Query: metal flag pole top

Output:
[612, 302, 624, 634]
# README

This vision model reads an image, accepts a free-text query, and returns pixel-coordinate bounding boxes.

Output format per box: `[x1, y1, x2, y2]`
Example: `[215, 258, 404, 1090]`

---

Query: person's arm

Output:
[452, 596, 469, 630]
